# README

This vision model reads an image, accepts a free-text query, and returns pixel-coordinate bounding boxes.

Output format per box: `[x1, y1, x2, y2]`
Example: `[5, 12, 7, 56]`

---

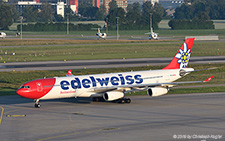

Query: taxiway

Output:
[0, 93, 224, 141]
[1, 56, 225, 72]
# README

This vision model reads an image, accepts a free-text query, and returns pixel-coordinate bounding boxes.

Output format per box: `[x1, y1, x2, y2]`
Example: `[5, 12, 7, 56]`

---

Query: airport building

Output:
[14, 0, 183, 18]
[103, 0, 128, 13]
[17, 0, 78, 17]
[128, 0, 184, 9]
[93, 0, 100, 8]
[159, 0, 183, 9]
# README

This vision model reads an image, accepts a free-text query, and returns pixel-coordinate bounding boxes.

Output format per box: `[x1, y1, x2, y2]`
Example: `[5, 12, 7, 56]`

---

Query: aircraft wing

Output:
[89, 75, 214, 94]
[161, 75, 214, 87]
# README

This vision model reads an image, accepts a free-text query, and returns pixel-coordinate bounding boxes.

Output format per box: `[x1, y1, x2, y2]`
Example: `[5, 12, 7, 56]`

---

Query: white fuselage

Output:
[40, 68, 193, 100]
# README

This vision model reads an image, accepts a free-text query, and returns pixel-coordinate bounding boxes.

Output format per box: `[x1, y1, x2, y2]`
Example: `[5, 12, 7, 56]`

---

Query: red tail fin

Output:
[163, 38, 195, 69]
[66, 69, 73, 77]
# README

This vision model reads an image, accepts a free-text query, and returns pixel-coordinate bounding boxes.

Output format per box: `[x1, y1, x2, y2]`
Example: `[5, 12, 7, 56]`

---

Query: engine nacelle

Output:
[103, 91, 124, 101]
[147, 87, 168, 97]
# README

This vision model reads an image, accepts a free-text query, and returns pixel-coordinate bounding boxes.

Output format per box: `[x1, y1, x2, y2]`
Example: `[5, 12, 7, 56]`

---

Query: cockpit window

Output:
[21, 86, 30, 89]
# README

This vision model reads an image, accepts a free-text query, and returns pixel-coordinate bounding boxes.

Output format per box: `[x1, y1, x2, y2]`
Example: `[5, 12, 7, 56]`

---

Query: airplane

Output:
[16, 38, 214, 108]
[145, 27, 158, 40]
[0, 32, 6, 39]
[81, 28, 107, 40]
[96, 28, 107, 39]
[131, 27, 165, 40]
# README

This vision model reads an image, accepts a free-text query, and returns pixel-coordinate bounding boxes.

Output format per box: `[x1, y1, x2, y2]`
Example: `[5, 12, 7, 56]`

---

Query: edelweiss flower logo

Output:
[175, 42, 191, 69]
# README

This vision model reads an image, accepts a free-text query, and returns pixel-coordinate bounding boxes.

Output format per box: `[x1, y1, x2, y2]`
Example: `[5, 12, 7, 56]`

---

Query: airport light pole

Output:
[106, 18, 108, 34]
[67, 13, 69, 35]
[116, 17, 119, 40]
[20, 16, 23, 39]
[150, 13, 152, 32]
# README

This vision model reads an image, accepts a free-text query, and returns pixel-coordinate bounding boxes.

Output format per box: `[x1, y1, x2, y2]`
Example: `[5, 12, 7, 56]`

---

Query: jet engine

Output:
[147, 87, 168, 97]
[103, 91, 124, 101]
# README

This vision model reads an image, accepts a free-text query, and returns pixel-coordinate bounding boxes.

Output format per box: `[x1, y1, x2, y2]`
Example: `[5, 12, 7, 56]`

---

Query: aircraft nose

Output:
[17, 88, 30, 98]
[17, 78, 56, 99]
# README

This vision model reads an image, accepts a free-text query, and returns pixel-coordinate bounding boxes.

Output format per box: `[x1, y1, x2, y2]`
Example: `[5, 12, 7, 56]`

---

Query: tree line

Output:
[1, 0, 225, 30]
[169, 0, 225, 29]
[17, 23, 100, 31]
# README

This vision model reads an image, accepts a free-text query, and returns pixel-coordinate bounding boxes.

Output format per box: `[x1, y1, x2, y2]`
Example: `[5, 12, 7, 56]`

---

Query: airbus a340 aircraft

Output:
[17, 38, 214, 108]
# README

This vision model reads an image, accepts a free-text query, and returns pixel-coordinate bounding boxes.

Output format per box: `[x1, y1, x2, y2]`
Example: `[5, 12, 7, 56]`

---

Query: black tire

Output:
[125, 98, 131, 103]
[92, 97, 97, 102]
[34, 103, 41, 108]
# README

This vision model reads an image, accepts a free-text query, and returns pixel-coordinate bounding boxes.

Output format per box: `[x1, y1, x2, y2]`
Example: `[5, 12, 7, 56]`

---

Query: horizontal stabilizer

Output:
[203, 75, 214, 82]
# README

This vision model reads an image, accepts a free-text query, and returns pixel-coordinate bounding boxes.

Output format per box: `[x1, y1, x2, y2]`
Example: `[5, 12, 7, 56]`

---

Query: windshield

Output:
[20, 85, 30, 89]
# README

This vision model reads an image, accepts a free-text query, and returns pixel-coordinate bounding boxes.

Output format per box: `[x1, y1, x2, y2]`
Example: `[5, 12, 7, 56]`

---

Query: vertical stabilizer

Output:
[163, 38, 195, 69]
[98, 28, 100, 34]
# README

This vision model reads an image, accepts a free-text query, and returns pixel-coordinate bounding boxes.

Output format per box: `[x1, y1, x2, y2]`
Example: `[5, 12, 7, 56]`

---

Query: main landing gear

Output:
[115, 98, 131, 104]
[34, 99, 41, 108]
[92, 97, 131, 104]
[92, 97, 105, 102]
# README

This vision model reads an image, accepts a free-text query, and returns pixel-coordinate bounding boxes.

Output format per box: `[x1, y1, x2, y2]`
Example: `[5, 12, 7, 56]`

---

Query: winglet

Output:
[203, 75, 214, 82]
[66, 69, 73, 77]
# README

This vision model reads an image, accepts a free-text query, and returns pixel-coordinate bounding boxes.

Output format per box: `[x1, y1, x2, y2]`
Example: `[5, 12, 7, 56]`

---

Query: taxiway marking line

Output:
[37, 127, 120, 141]
[0, 106, 4, 126]
[37, 129, 102, 141]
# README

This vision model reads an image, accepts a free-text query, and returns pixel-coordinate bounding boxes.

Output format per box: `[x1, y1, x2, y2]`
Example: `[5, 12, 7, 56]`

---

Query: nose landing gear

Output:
[34, 99, 41, 108]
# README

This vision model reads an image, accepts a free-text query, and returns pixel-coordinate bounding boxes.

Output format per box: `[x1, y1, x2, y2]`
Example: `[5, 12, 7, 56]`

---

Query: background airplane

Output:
[96, 28, 107, 39]
[145, 27, 159, 40]
[17, 38, 214, 108]
[0, 32, 6, 39]
[81, 28, 107, 40]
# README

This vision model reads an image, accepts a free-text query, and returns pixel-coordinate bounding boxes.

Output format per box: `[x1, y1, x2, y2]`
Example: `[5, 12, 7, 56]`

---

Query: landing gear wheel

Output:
[118, 99, 125, 104]
[34, 103, 41, 108]
[125, 98, 131, 103]
[117, 98, 131, 104]
[34, 99, 40, 108]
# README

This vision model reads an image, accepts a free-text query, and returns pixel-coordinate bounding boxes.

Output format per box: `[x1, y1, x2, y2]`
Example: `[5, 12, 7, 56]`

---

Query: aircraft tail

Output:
[98, 28, 100, 34]
[163, 38, 195, 69]
[66, 69, 74, 77]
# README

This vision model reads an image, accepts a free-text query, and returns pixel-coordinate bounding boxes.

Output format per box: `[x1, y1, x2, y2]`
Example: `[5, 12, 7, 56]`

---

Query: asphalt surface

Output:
[0, 93, 225, 141]
[1, 56, 225, 72]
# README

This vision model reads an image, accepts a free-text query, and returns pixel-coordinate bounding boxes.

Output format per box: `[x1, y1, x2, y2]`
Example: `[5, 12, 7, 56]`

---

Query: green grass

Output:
[168, 87, 225, 94]
[1, 40, 225, 63]
[129, 86, 225, 96]
[0, 88, 16, 96]
[4, 20, 225, 38]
